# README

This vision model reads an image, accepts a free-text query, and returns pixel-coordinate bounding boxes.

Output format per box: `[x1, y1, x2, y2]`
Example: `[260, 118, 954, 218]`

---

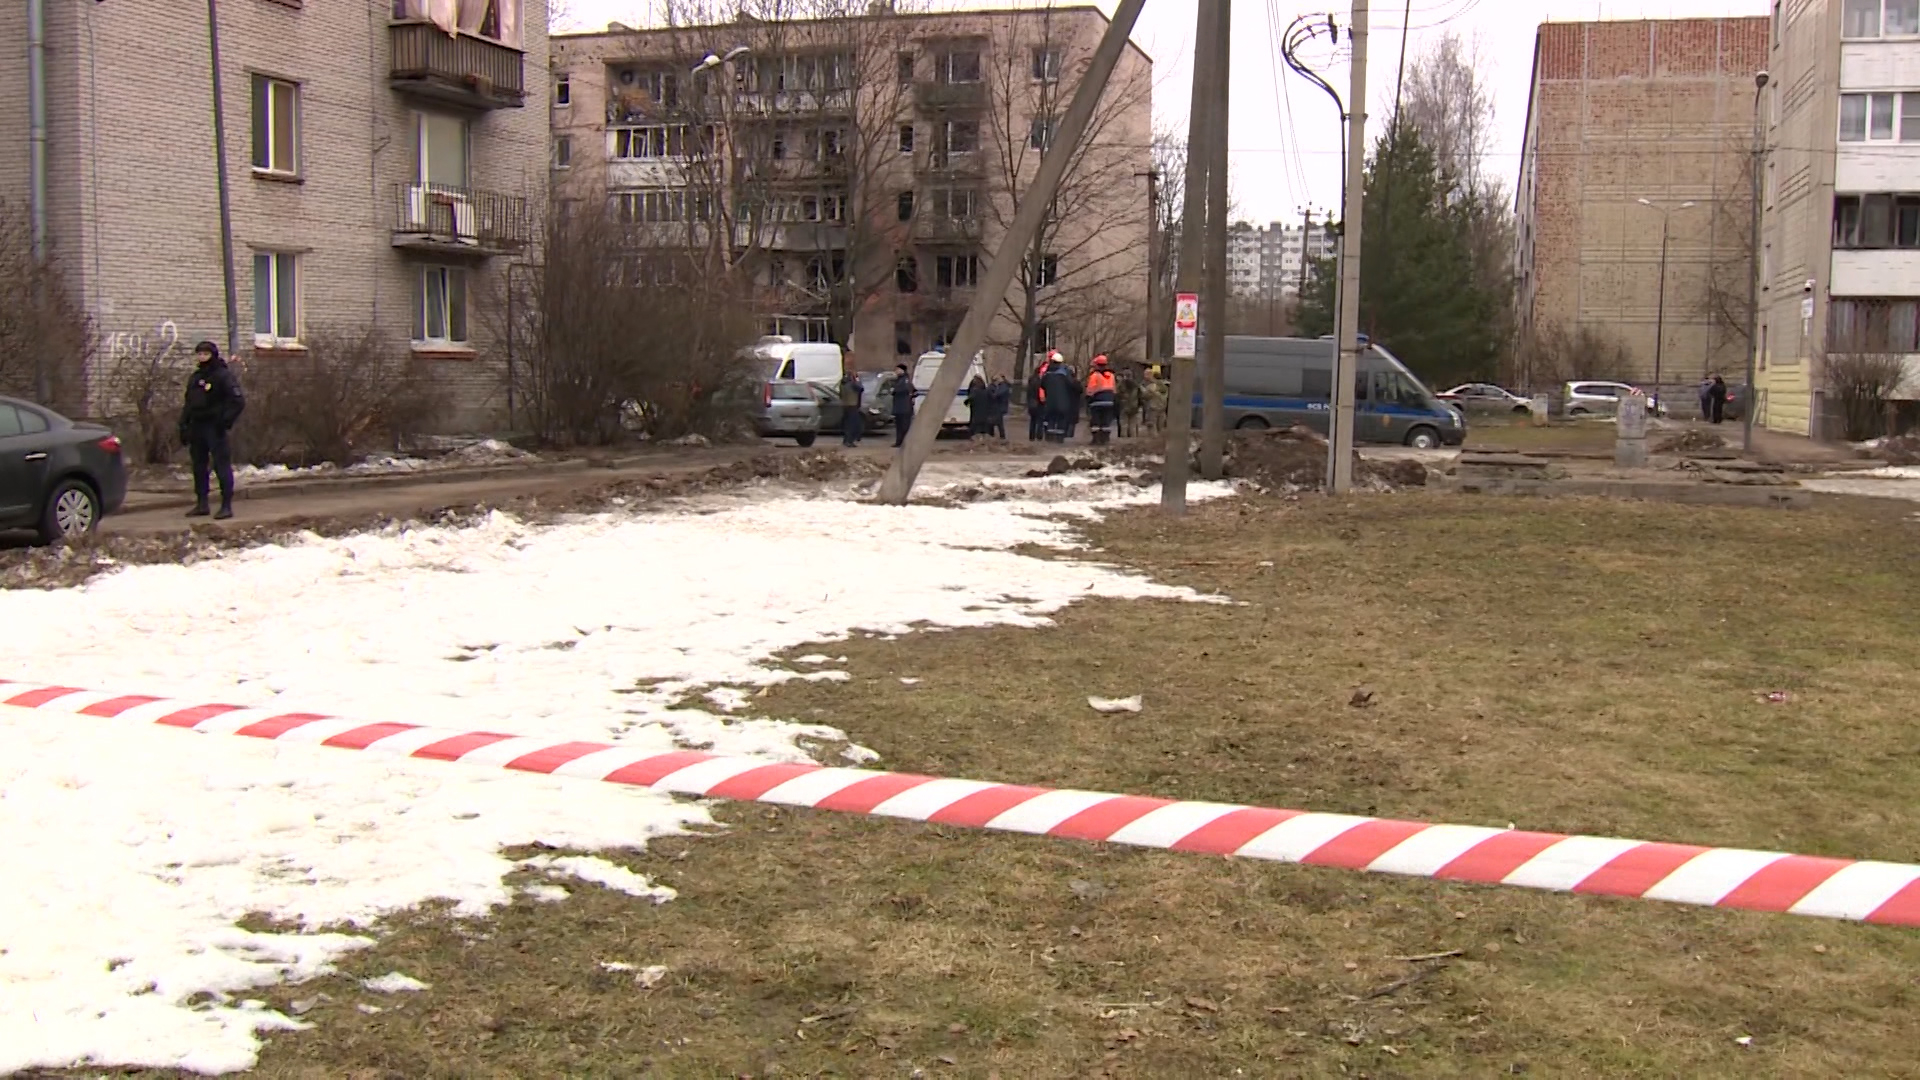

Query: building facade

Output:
[551, 5, 1152, 378]
[0, 0, 549, 427]
[1257, 220, 1335, 303]
[1758, 0, 1920, 437]
[1227, 222, 1261, 296]
[1515, 17, 1768, 401]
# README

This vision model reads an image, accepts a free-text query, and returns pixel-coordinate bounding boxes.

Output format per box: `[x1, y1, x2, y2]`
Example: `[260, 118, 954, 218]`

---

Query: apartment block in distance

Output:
[1758, 0, 1920, 437]
[0, 0, 550, 426]
[551, 5, 1152, 377]
[1258, 220, 1336, 303]
[1515, 17, 1769, 401]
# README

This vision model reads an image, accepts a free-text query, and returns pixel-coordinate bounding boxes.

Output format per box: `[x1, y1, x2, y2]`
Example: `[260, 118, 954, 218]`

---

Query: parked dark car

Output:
[0, 395, 128, 544]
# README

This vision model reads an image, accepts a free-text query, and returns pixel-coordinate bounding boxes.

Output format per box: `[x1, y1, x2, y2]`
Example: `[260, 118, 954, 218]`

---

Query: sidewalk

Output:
[104, 446, 766, 536]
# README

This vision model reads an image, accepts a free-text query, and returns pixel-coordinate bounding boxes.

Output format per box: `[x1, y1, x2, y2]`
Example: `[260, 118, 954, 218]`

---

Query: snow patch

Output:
[360, 972, 429, 994]
[522, 855, 675, 903]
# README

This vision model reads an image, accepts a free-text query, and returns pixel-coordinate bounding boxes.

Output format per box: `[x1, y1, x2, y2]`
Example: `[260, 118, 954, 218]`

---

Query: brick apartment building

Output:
[550, 5, 1152, 379]
[0, 0, 550, 427]
[1758, 0, 1920, 438]
[1515, 17, 1770, 402]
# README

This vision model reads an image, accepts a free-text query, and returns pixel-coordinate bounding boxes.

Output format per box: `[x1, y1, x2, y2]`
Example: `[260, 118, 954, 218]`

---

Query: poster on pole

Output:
[1173, 292, 1198, 359]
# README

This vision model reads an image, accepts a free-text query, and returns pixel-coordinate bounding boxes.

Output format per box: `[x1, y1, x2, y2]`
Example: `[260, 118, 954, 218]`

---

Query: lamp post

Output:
[1636, 197, 1697, 410]
[1745, 71, 1770, 450]
[693, 46, 750, 274]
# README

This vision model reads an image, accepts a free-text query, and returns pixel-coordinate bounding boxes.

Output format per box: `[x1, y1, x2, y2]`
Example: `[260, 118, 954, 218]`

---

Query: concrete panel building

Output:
[1757, 0, 1920, 437]
[0, 0, 550, 427]
[552, 5, 1151, 379]
[1515, 17, 1770, 402]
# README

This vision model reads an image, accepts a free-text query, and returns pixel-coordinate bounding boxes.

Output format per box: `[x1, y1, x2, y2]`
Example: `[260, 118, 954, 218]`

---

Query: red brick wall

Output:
[1536, 17, 1769, 81]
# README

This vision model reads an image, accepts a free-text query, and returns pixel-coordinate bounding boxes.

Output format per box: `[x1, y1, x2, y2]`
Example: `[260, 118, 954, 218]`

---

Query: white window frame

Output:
[415, 265, 470, 349]
[1031, 47, 1063, 83]
[1844, 0, 1920, 39]
[553, 135, 572, 169]
[554, 73, 571, 107]
[251, 251, 300, 348]
[250, 74, 299, 177]
[938, 50, 983, 85]
[1840, 92, 1905, 142]
[944, 119, 979, 154]
[1029, 116, 1058, 151]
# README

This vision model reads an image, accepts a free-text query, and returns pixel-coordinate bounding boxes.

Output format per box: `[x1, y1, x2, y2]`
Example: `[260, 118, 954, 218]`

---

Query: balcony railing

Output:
[912, 215, 984, 243]
[914, 80, 987, 111]
[916, 149, 985, 178]
[390, 21, 525, 110]
[733, 88, 854, 115]
[390, 183, 533, 256]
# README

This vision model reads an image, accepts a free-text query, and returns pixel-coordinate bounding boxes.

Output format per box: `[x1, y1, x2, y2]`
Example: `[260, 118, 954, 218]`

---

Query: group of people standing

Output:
[832, 351, 1168, 449]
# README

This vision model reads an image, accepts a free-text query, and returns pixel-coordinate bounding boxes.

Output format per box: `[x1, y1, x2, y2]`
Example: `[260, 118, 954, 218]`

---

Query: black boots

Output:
[186, 500, 232, 520]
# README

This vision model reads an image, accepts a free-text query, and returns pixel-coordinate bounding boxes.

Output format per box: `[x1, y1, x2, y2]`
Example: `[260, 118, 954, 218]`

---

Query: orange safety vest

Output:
[1086, 369, 1115, 395]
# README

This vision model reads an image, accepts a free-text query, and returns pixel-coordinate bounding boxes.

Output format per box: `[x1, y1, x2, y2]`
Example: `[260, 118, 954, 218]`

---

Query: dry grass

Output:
[79, 493, 1920, 1078]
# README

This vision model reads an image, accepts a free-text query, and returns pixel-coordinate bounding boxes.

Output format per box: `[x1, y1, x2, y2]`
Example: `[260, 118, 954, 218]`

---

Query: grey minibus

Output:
[1192, 336, 1465, 449]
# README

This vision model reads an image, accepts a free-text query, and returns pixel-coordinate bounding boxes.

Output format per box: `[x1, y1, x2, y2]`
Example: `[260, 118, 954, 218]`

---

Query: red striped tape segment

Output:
[6, 678, 1920, 927]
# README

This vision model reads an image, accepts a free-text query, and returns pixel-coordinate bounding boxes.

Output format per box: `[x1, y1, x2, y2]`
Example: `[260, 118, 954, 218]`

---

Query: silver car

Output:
[755, 379, 846, 447]
[1563, 380, 1667, 418]
[1439, 383, 1534, 417]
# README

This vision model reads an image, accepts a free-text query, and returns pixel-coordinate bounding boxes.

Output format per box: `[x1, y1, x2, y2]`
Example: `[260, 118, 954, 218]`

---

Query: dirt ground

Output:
[71, 488, 1920, 1079]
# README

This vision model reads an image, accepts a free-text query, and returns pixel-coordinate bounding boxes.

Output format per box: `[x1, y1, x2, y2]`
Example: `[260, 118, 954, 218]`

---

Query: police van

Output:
[1194, 336, 1465, 449]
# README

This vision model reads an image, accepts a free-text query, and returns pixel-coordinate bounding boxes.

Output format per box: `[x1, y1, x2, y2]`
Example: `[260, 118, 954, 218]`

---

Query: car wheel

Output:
[1405, 426, 1442, 450]
[1512, 404, 1531, 415]
[39, 478, 100, 545]
[1568, 406, 1588, 416]
[794, 433, 817, 448]
[1234, 416, 1270, 430]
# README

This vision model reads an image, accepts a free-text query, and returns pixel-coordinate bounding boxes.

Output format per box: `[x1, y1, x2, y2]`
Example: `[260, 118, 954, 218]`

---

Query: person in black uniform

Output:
[177, 341, 246, 519]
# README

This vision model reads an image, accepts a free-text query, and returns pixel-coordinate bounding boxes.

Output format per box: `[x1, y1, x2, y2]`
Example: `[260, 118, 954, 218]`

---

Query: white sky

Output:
[560, 0, 1770, 224]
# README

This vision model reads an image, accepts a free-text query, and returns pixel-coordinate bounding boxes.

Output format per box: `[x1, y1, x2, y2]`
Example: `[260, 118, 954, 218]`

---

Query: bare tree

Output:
[1699, 139, 1758, 362]
[0, 200, 92, 412]
[495, 193, 759, 447]
[1519, 320, 1636, 387]
[1147, 128, 1186, 361]
[975, 3, 1152, 381]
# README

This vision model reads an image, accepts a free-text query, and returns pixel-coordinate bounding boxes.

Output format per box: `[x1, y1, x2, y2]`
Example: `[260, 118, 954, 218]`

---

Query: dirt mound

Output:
[1024, 454, 1105, 478]
[1876, 434, 1920, 466]
[1654, 429, 1729, 454]
[1223, 426, 1428, 492]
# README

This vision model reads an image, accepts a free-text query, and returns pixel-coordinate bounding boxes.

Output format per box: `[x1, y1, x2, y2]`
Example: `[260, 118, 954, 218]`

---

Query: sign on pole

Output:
[1173, 292, 1198, 359]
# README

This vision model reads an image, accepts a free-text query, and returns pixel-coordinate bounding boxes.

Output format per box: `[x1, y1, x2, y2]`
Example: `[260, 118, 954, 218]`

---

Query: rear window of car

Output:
[770, 383, 812, 400]
[0, 405, 20, 437]
[0, 403, 44, 436]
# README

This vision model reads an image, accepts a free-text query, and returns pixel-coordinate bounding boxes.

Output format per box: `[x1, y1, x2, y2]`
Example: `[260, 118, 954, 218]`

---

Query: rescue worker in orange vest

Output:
[1085, 355, 1118, 445]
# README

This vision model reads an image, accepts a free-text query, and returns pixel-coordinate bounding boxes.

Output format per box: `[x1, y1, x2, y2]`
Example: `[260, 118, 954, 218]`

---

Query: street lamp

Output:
[1636, 197, 1698, 409]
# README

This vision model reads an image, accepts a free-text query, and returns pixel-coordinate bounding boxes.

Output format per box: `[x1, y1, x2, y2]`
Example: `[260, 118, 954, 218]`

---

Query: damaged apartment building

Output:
[551, 4, 1152, 378]
[0, 0, 549, 426]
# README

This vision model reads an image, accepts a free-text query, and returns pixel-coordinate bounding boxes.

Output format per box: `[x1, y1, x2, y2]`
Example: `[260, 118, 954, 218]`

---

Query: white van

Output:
[913, 350, 986, 431]
[752, 336, 844, 387]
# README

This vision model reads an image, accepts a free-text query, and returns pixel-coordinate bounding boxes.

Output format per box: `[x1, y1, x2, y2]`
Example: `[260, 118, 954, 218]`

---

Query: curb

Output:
[6, 679, 1919, 928]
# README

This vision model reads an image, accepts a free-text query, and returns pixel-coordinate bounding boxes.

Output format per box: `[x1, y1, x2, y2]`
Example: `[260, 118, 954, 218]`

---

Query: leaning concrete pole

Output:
[1161, 0, 1220, 514]
[1328, 0, 1369, 495]
[877, 0, 1149, 504]
[1197, 0, 1232, 481]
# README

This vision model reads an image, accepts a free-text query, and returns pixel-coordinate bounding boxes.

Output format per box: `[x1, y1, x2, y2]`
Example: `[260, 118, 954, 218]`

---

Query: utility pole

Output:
[1745, 70, 1769, 453]
[1328, 1, 1369, 495]
[1136, 167, 1160, 368]
[1198, 0, 1232, 481]
[877, 0, 1146, 503]
[206, 0, 242, 359]
[1161, 0, 1219, 514]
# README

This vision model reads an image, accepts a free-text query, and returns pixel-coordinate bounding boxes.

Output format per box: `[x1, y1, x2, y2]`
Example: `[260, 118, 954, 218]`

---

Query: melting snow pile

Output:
[0, 469, 1226, 1075]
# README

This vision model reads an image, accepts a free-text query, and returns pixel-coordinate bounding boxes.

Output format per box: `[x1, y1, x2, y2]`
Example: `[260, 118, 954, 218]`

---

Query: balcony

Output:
[733, 88, 853, 116]
[915, 149, 985, 178]
[914, 80, 987, 111]
[389, 21, 525, 110]
[390, 183, 533, 257]
[912, 215, 984, 244]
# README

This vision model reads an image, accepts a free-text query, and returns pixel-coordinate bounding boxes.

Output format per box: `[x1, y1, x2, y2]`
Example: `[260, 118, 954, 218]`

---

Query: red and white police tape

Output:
[6, 677, 1919, 928]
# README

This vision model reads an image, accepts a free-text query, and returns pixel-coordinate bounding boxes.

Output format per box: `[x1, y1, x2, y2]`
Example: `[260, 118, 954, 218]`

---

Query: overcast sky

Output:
[562, 0, 1769, 225]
